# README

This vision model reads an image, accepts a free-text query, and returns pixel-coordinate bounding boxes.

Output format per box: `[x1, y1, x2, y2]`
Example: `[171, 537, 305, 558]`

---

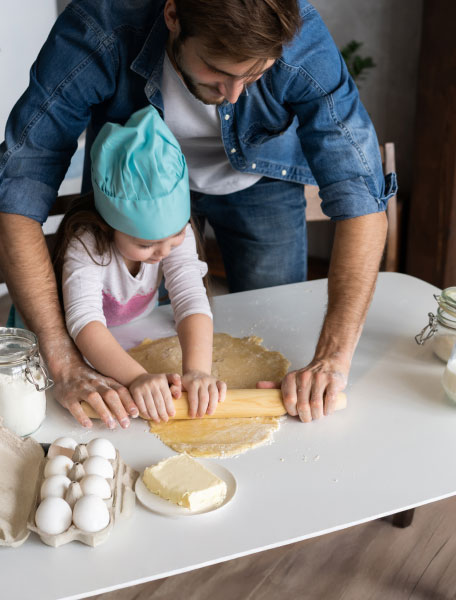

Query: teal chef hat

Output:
[91, 105, 190, 240]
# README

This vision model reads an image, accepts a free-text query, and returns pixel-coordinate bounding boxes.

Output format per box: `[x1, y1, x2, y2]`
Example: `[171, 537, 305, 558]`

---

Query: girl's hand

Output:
[181, 370, 227, 418]
[129, 373, 181, 422]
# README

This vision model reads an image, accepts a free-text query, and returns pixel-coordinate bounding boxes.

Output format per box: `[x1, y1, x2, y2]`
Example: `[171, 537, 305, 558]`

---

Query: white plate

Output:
[135, 459, 237, 517]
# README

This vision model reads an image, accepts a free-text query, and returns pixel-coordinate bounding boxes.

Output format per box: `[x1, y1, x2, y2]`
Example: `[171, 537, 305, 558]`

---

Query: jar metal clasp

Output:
[415, 312, 438, 345]
[24, 353, 54, 392]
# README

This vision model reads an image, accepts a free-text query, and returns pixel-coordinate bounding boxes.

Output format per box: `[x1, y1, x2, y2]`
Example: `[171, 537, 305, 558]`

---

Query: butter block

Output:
[142, 454, 227, 511]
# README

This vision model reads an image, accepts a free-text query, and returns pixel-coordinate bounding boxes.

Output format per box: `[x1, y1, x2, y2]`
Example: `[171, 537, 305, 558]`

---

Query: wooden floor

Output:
[94, 497, 456, 600]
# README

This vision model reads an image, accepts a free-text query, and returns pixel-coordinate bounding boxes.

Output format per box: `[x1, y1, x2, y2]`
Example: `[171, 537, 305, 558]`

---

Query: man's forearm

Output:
[0, 213, 79, 372]
[315, 211, 388, 365]
[0, 212, 138, 428]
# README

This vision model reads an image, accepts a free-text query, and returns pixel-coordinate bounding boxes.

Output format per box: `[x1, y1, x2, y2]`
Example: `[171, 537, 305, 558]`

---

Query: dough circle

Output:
[130, 333, 290, 458]
[129, 333, 289, 388]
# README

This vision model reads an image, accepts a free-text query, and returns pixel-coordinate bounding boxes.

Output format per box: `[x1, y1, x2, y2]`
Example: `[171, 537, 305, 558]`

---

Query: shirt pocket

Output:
[240, 115, 295, 147]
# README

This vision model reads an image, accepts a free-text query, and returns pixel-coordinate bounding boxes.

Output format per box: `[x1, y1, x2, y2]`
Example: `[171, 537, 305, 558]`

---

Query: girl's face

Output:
[113, 226, 186, 264]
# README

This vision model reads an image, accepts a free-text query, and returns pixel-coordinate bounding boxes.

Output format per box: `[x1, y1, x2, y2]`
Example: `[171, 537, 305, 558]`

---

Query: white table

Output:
[3, 273, 456, 600]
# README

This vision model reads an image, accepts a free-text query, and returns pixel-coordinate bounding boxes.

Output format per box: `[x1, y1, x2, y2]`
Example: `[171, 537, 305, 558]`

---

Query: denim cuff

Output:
[0, 177, 56, 224]
[319, 173, 398, 221]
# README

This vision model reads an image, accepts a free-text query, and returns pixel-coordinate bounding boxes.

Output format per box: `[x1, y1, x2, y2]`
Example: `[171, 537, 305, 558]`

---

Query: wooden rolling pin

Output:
[81, 389, 347, 420]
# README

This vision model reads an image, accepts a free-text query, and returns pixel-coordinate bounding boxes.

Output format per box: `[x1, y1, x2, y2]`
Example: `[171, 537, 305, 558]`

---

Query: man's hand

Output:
[259, 211, 388, 423]
[257, 355, 348, 422]
[52, 347, 140, 430]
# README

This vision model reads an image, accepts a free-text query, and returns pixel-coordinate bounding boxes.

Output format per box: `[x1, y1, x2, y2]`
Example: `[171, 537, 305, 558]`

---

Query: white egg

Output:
[72, 495, 110, 533]
[47, 437, 78, 459]
[80, 474, 112, 499]
[35, 497, 72, 535]
[87, 438, 116, 460]
[40, 475, 71, 500]
[83, 456, 114, 479]
[44, 455, 74, 478]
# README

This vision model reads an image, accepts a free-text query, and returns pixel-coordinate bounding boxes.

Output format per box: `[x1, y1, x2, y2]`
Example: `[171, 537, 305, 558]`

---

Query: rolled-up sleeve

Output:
[0, 5, 118, 223]
[285, 3, 397, 220]
[163, 225, 212, 325]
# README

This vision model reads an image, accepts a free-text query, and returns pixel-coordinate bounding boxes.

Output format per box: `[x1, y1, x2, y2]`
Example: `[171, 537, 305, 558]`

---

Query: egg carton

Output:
[0, 424, 138, 548]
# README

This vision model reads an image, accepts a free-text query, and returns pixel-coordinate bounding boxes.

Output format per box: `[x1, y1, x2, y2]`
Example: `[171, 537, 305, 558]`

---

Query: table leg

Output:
[392, 508, 415, 528]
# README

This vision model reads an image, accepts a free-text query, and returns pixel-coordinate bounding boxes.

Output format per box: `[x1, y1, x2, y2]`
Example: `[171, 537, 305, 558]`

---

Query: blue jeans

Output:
[191, 177, 307, 293]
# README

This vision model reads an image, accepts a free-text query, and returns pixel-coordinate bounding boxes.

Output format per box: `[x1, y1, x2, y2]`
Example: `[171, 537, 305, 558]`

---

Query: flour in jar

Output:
[0, 370, 46, 436]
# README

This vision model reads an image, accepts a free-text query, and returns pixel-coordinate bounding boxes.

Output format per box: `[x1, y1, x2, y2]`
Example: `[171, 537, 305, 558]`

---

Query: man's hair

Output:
[174, 0, 302, 62]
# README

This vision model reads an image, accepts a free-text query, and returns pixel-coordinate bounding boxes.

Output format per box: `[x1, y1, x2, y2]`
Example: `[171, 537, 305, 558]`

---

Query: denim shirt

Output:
[0, 0, 397, 224]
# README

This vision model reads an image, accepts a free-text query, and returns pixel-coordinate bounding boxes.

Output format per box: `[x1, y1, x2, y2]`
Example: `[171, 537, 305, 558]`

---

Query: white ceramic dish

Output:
[135, 459, 237, 517]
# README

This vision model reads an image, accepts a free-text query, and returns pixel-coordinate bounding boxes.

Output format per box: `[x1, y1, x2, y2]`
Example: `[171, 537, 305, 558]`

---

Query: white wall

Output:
[0, 0, 57, 138]
[313, 0, 423, 196]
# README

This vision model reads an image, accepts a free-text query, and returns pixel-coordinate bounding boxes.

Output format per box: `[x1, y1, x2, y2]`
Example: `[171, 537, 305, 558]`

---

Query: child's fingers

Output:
[151, 387, 169, 422]
[131, 389, 149, 421]
[206, 381, 219, 415]
[217, 380, 227, 403]
[161, 382, 176, 418]
[144, 390, 160, 423]
[197, 386, 210, 418]
[170, 384, 181, 398]
[187, 385, 199, 418]
[166, 373, 181, 386]
[167, 373, 182, 399]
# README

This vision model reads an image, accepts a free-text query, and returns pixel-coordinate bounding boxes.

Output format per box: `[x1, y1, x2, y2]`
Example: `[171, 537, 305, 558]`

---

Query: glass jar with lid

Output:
[415, 286, 456, 361]
[0, 327, 53, 437]
[442, 341, 456, 403]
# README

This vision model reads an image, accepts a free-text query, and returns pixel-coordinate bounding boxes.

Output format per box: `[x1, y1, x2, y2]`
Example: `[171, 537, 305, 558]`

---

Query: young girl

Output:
[53, 106, 226, 424]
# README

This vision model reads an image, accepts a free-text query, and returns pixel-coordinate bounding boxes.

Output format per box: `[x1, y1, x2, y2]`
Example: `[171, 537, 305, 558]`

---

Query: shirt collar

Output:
[130, 9, 168, 85]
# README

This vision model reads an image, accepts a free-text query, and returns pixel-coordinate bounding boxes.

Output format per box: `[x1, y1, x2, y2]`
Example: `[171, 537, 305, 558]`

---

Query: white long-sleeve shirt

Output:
[62, 224, 212, 341]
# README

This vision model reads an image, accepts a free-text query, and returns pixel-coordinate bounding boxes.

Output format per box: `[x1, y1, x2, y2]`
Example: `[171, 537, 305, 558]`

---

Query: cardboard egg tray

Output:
[0, 423, 138, 548]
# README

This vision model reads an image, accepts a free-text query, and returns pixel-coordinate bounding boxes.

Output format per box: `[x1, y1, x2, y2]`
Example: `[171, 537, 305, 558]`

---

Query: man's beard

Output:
[171, 38, 225, 106]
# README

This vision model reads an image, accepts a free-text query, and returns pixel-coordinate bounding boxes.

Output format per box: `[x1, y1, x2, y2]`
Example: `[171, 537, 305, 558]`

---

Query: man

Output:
[0, 0, 396, 428]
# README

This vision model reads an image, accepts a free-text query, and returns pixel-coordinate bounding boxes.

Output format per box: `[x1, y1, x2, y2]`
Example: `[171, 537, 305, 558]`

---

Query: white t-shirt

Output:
[62, 224, 212, 341]
[161, 52, 262, 195]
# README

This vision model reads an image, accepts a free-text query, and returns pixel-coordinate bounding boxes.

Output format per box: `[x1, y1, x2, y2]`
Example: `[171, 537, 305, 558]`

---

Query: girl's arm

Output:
[76, 321, 147, 386]
[76, 321, 180, 421]
[178, 313, 213, 375]
[177, 313, 226, 417]
[163, 225, 226, 416]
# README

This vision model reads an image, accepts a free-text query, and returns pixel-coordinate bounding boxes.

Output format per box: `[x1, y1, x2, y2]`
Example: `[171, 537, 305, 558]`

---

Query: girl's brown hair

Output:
[174, 0, 302, 62]
[52, 192, 114, 304]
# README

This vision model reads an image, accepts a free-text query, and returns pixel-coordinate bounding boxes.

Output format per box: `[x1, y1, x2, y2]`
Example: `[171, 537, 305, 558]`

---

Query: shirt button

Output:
[224, 114, 230, 120]
[281, 169, 287, 176]
[251, 163, 257, 169]
[230, 148, 237, 154]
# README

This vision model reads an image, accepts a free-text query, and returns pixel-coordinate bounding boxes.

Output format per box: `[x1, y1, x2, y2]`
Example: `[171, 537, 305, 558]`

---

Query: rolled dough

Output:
[129, 333, 290, 458]
[129, 333, 289, 387]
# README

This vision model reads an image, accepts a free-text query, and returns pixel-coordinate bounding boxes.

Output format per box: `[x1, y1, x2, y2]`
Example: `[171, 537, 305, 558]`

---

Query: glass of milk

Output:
[442, 341, 456, 404]
[0, 327, 53, 437]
